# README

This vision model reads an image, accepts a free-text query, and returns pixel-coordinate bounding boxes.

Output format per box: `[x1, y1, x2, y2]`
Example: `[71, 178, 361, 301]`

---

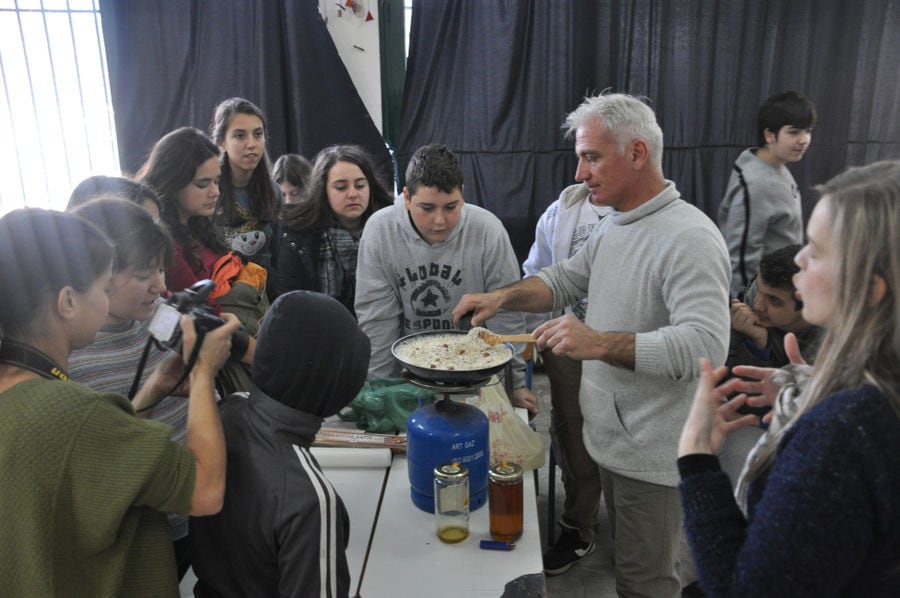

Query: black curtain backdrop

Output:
[99, 0, 392, 183]
[397, 0, 900, 261]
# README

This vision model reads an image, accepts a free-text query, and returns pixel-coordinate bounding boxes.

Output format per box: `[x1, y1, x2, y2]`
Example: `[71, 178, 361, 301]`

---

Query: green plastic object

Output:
[338, 378, 436, 434]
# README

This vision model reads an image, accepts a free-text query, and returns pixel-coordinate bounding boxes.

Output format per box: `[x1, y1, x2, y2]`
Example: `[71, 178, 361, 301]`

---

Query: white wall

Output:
[319, 0, 383, 133]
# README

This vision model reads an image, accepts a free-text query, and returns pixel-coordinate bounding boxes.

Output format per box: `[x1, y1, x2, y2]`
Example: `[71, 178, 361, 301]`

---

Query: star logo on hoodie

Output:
[421, 288, 439, 307]
[411, 280, 451, 317]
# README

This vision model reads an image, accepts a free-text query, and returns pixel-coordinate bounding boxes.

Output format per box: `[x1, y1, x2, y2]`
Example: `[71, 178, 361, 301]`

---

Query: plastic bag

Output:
[338, 378, 436, 434]
[474, 376, 545, 471]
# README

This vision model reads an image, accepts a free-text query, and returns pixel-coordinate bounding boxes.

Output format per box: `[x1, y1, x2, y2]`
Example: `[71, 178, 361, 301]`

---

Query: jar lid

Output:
[435, 462, 469, 480]
[489, 462, 523, 481]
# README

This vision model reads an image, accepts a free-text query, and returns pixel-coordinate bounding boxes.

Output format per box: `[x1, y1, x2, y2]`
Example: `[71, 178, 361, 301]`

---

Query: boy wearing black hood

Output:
[190, 291, 370, 598]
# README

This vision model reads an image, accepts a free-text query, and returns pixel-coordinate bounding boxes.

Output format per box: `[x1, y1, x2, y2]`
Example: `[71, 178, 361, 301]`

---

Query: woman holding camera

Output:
[67, 199, 177, 414]
[273, 144, 393, 313]
[0, 208, 238, 597]
[67, 198, 199, 578]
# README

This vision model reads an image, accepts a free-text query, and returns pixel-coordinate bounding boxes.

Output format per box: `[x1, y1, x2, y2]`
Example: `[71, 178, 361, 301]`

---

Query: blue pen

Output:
[479, 539, 515, 551]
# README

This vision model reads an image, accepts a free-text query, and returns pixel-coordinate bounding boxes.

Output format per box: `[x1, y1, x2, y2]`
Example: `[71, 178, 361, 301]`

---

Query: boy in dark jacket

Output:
[191, 291, 370, 598]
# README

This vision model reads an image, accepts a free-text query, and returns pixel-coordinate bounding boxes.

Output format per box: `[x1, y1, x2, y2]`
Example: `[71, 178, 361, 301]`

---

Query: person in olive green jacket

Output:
[0, 208, 237, 597]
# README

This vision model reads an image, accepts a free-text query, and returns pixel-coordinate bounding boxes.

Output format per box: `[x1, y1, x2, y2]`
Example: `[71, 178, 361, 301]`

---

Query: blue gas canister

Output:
[407, 397, 489, 513]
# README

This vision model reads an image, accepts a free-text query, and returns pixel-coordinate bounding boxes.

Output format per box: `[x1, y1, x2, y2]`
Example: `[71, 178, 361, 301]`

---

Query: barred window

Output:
[0, 0, 119, 215]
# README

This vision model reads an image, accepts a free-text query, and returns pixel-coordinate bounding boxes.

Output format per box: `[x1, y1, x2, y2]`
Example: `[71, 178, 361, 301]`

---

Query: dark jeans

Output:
[542, 349, 603, 542]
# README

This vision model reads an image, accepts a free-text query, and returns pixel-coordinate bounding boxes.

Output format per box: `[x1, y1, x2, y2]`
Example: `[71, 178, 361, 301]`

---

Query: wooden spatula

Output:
[469, 327, 535, 347]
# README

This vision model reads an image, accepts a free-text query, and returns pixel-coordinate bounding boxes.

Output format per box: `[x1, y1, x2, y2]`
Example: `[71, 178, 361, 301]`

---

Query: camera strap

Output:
[0, 340, 70, 382]
[134, 333, 204, 414]
[127, 337, 156, 400]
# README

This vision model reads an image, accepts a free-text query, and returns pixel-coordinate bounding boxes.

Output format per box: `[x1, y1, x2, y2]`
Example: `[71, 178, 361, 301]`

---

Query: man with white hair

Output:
[454, 93, 730, 597]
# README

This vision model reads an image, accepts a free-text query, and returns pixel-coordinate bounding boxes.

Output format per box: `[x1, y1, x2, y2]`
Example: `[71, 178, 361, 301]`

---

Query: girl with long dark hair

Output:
[273, 144, 393, 314]
[210, 97, 279, 273]
[139, 126, 228, 296]
[139, 127, 262, 395]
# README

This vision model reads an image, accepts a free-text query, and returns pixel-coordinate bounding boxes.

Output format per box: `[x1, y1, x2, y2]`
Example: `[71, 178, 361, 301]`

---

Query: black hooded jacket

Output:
[191, 292, 370, 598]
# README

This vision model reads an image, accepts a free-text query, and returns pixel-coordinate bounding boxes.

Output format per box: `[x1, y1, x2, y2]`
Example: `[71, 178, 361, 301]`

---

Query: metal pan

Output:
[391, 330, 513, 386]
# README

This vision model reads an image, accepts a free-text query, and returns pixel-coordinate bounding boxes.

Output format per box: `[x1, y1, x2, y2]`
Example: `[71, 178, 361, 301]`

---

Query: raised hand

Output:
[679, 358, 760, 456]
[728, 332, 805, 423]
[730, 299, 768, 348]
[782, 332, 806, 366]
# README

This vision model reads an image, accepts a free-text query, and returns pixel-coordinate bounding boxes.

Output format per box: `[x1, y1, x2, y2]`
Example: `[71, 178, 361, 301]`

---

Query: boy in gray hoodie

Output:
[718, 90, 817, 296]
[355, 144, 537, 414]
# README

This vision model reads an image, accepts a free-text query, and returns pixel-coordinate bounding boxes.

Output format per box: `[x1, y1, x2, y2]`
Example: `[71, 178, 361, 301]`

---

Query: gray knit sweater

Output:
[537, 182, 731, 486]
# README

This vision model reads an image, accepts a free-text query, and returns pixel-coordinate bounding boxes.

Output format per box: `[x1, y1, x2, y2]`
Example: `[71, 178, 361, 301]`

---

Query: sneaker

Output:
[543, 524, 596, 576]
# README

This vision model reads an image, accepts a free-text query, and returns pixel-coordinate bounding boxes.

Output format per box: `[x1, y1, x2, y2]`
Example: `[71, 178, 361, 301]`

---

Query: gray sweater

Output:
[537, 182, 730, 486]
[355, 197, 527, 387]
[718, 148, 804, 296]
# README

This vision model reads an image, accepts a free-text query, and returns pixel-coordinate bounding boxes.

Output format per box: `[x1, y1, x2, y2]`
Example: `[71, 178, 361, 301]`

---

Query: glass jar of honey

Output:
[434, 462, 469, 543]
[488, 461, 523, 542]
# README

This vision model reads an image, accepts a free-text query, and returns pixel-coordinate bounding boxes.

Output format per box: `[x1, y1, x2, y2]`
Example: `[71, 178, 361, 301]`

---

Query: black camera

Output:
[148, 279, 249, 362]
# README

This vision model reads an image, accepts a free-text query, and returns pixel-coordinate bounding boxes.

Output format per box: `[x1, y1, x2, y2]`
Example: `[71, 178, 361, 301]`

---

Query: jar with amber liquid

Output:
[434, 462, 469, 543]
[488, 462, 523, 542]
